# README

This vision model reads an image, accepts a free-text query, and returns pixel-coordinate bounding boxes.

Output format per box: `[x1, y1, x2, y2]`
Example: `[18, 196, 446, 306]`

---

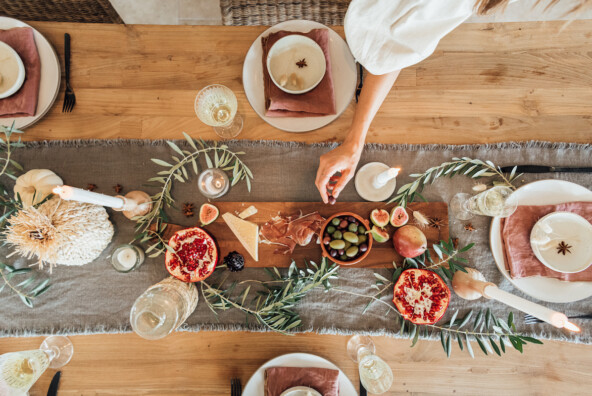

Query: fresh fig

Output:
[370, 209, 389, 228]
[199, 203, 219, 226]
[369, 225, 389, 243]
[389, 206, 409, 227]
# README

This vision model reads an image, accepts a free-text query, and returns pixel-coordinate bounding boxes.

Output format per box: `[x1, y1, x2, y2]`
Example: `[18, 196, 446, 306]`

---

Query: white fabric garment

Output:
[344, 0, 476, 75]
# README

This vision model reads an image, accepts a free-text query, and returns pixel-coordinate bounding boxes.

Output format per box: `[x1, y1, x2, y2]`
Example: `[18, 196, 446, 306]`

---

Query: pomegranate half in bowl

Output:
[165, 227, 218, 283]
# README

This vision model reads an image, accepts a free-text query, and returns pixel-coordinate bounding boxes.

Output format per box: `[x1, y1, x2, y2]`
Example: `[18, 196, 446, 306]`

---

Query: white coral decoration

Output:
[4, 197, 114, 270]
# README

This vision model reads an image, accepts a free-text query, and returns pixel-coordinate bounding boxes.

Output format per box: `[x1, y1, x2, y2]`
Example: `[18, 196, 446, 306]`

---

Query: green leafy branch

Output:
[201, 258, 338, 335]
[134, 133, 254, 257]
[0, 123, 25, 230]
[389, 157, 522, 207]
[331, 240, 542, 357]
[0, 262, 51, 308]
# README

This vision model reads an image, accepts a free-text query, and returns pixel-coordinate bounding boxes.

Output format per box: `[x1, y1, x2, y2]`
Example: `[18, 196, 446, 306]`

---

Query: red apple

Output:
[393, 225, 427, 258]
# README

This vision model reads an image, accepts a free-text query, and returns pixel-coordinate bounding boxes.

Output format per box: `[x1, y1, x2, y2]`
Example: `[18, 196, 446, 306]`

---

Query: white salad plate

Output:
[0, 16, 61, 130]
[490, 179, 592, 303]
[530, 212, 592, 274]
[242, 352, 357, 396]
[243, 20, 357, 133]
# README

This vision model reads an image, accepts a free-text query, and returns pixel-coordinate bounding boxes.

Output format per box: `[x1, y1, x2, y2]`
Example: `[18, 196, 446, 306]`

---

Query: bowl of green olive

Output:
[320, 212, 373, 266]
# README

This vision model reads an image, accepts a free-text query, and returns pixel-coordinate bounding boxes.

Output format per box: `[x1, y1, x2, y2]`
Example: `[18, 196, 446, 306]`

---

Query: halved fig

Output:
[370, 209, 389, 228]
[369, 226, 389, 243]
[389, 206, 409, 227]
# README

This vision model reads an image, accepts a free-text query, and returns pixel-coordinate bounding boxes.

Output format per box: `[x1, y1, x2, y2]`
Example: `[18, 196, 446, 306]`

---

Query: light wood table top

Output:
[2, 20, 591, 395]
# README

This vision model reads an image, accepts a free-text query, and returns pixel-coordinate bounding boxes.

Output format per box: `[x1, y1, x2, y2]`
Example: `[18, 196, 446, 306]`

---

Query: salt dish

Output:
[0, 40, 26, 99]
[266, 35, 326, 94]
[530, 211, 592, 273]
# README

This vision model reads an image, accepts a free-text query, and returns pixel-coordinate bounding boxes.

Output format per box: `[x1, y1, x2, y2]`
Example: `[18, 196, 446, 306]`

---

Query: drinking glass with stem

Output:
[450, 185, 518, 221]
[347, 335, 394, 394]
[195, 84, 243, 139]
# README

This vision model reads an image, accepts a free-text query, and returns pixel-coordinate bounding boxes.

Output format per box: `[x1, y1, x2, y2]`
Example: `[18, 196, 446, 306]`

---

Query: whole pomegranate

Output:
[392, 268, 450, 325]
[393, 225, 427, 258]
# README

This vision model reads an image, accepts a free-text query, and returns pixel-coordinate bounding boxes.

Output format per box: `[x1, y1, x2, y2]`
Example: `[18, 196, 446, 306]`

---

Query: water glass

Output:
[450, 185, 517, 220]
[347, 335, 394, 394]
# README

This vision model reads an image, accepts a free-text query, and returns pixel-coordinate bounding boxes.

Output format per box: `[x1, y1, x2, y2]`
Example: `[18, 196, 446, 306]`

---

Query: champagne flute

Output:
[450, 185, 517, 220]
[347, 335, 394, 394]
[194, 84, 243, 139]
[0, 336, 73, 395]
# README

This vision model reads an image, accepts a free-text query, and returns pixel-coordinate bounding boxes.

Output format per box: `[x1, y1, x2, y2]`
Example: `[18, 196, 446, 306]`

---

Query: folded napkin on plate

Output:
[0, 27, 41, 118]
[500, 202, 592, 281]
[264, 366, 339, 396]
[261, 29, 336, 117]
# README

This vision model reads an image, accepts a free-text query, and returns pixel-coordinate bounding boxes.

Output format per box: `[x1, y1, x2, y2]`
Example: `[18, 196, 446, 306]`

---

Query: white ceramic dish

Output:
[530, 212, 592, 273]
[243, 20, 357, 133]
[280, 386, 323, 396]
[267, 35, 326, 94]
[0, 16, 61, 129]
[490, 179, 592, 303]
[242, 352, 357, 396]
[0, 41, 26, 99]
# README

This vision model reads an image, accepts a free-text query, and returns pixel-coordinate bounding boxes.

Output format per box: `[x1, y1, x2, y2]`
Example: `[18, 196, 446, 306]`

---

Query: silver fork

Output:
[62, 33, 76, 113]
[231, 378, 242, 396]
[524, 313, 592, 325]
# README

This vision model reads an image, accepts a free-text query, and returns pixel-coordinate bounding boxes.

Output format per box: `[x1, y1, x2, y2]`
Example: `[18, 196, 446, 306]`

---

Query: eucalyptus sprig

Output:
[389, 157, 522, 207]
[0, 262, 51, 308]
[134, 133, 254, 257]
[201, 258, 338, 335]
[0, 123, 25, 229]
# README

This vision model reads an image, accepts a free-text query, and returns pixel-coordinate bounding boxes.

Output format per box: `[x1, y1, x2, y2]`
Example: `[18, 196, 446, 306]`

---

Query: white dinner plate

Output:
[0, 16, 61, 130]
[490, 179, 592, 303]
[243, 20, 357, 133]
[242, 352, 357, 396]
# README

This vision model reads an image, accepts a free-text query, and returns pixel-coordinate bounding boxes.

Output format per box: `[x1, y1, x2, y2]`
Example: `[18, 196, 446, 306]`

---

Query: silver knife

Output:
[500, 165, 592, 173]
[47, 371, 61, 396]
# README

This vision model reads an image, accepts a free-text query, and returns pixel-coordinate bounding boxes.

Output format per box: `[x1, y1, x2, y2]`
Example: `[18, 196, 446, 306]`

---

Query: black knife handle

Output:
[64, 33, 71, 84]
[500, 165, 550, 173]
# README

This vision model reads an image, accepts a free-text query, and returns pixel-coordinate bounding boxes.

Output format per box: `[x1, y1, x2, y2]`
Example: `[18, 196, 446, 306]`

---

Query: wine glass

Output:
[449, 185, 517, 220]
[194, 84, 243, 139]
[347, 335, 394, 394]
[0, 336, 73, 394]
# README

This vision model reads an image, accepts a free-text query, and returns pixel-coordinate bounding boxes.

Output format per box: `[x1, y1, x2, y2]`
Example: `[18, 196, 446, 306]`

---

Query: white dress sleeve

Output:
[344, 0, 475, 75]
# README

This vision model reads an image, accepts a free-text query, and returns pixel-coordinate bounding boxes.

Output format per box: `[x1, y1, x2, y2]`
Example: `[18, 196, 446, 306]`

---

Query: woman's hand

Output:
[315, 141, 363, 203]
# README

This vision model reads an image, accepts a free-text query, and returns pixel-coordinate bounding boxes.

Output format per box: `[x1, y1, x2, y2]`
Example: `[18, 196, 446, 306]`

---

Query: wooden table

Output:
[1, 20, 591, 395]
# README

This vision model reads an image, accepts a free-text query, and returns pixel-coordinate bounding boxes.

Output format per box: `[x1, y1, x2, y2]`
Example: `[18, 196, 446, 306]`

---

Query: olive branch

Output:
[0, 262, 51, 308]
[332, 239, 542, 358]
[389, 157, 522, 207]
[201, 258, 338, 335]
[134, 133, 254, 257]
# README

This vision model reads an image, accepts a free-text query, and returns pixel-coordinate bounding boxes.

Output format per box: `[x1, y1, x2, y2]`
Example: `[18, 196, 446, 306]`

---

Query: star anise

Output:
[464, 223, 475, 232]
[296, 58, 307, 68]
[429, 217, 447, 229]
[556, 241, 572, 256]
[452, 238, 459, 249]
[182, 202, 195, 217]
[86, 184, 97, 192]
[113, 184, 123, 194]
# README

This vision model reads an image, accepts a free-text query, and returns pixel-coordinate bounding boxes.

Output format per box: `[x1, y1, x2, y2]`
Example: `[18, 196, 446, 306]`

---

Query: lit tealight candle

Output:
[111, 244, 145, 272]
[197, 169, 229, 199]
[53, 185, 125, 209]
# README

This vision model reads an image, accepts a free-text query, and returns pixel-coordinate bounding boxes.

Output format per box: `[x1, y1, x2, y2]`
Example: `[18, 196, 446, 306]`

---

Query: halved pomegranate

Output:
[392, 268, 450, 325]
[165, 227, 218, 283]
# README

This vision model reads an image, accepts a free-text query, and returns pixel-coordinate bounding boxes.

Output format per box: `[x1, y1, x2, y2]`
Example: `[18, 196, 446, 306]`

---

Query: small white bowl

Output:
[280, 386, 322, 396]
[530, 211, 592, 273]
[266, 35, 326, 95]
[0, 41, 26, 99]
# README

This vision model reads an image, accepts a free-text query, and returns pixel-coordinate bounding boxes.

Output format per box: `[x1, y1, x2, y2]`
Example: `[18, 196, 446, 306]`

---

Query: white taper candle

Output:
[53, 185, 125, 209]
[373, 167, 400, 189]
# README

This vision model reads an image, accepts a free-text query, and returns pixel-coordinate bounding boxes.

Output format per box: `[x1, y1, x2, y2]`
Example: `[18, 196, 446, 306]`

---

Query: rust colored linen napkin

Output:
[261, 29, 336, 117]
[500, 202, 592, 281]
[0, 27, 41, 118]
[264, 366, 339, 396]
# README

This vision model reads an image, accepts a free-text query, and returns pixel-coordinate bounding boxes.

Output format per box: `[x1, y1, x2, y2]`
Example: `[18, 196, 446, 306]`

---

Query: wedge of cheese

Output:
[222, 212, 259, 261]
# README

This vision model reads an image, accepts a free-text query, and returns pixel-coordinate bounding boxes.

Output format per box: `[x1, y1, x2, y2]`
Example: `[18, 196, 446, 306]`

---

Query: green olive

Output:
[358, 225, 366, 234]
[326, 225, 336, 234]
[343, 232, 359, 244]
[340, 254, 348, 261]
[333, 230, 343, 240]
[358, 234, 367, 244]
[331, 218, 341, 226]
[329, 240, 346, 250]
[348, 223, 359, 233]
[344, 241, 352, 250]
[346, 246, 359, 257]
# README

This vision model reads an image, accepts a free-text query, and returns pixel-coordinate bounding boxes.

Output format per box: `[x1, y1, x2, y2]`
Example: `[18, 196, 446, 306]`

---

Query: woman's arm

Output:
[315, 69, 400, 203]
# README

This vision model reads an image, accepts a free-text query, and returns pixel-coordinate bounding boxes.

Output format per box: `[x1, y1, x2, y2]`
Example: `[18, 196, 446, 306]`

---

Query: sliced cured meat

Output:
[260, 211, 325, 255]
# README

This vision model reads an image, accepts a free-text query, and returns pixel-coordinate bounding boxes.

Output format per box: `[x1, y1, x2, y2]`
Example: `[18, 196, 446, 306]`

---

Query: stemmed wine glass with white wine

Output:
[195, 84, 243, 139]
[0, 336, 73, 395]
[450, 185, 518, 220]
[347, 335, 394, 394]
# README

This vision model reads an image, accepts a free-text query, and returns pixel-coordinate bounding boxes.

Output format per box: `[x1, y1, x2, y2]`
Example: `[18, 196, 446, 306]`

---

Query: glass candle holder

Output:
[111, 244, 145, 273]
[197, 168, 230, 199]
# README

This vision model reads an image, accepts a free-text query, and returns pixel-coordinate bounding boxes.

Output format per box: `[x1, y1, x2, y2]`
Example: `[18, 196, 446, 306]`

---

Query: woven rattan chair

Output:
[0, 0, 124, 24]
[220, 0, 351, 26]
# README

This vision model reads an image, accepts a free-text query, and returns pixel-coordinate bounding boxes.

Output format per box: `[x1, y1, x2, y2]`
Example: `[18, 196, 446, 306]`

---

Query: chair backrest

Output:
[0, 0, 124, 24]
[220, 0, 351, 26]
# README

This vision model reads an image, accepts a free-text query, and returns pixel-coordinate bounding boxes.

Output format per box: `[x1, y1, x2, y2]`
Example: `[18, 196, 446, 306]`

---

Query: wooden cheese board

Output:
[192, 202, 450, 269]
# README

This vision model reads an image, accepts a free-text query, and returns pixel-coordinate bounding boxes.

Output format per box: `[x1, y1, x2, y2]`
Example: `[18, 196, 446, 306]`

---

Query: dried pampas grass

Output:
[4, 198, 114, 271]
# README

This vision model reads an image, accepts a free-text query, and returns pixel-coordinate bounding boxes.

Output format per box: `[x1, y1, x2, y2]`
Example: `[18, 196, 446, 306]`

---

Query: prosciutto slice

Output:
[260, 211, 326, 255]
